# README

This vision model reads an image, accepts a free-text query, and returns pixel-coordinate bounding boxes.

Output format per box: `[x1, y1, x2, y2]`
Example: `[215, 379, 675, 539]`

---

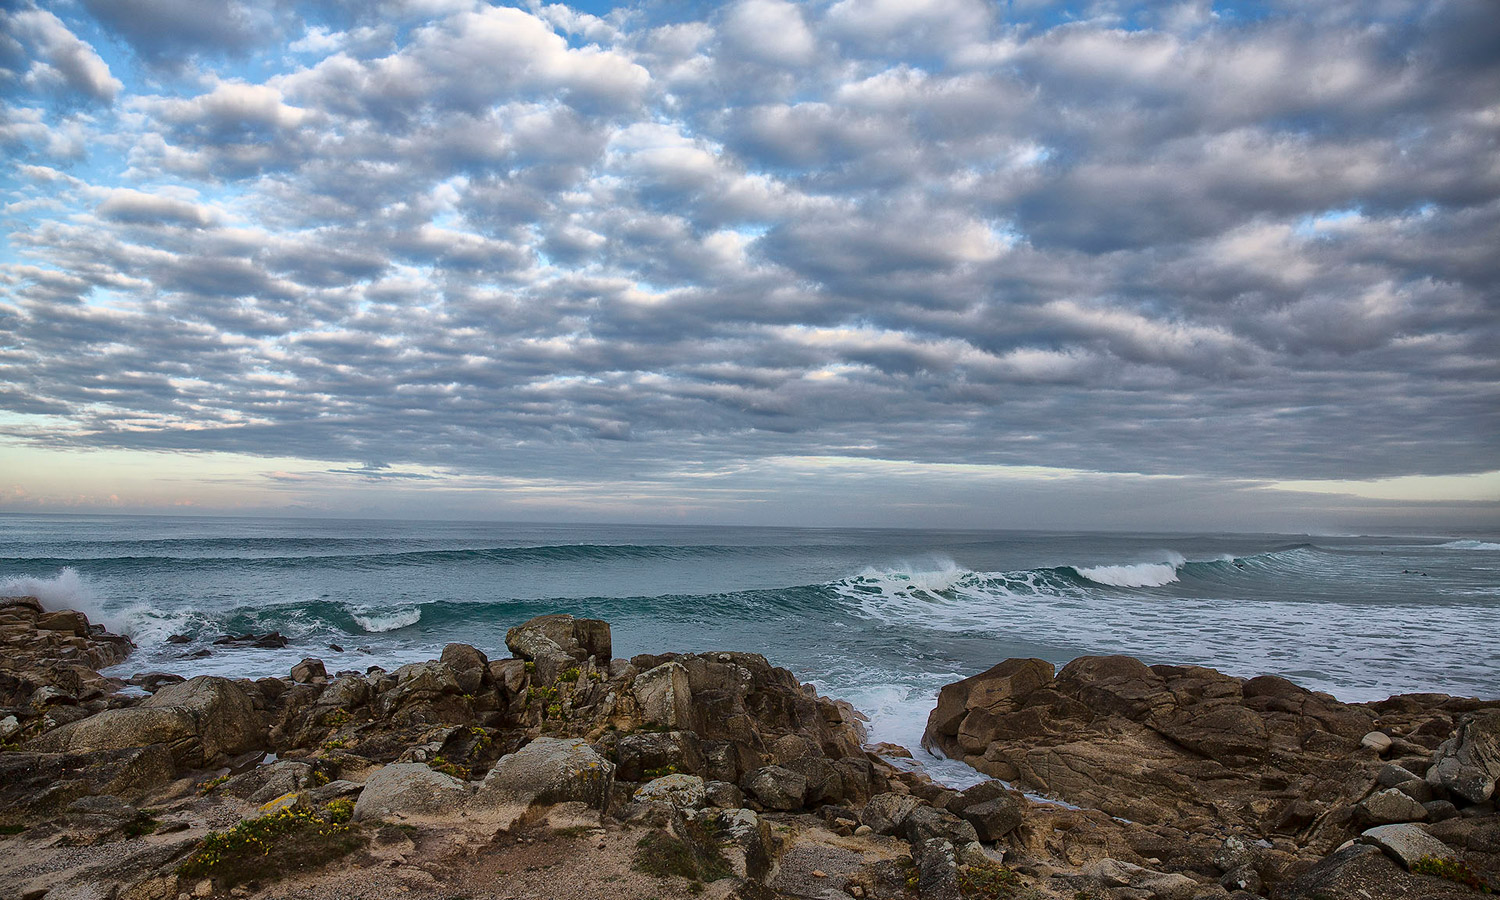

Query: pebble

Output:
[812, 869, 827, 878]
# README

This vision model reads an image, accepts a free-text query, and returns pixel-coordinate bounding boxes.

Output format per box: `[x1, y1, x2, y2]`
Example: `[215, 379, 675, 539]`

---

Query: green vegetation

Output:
[644, 763, 682, 779]
[0, 823, 26, 835]
[176, 805, 364, 887]
[1413, 856, 1492, 893]
[559, 667, 581, 682]
[631, 822, 731, 885]
[428, 755, 471, 779]
[122, 813, 159, 838]
[323, 709, 351, 727]
[198, 774, 230, 795]
[958, 860, 1033, 899]
[523, 661, 535, 674]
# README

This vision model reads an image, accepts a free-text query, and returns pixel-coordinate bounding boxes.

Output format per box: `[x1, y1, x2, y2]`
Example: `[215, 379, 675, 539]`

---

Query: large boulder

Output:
[352, 763, 471, 822]
[473, 736, 615, 820]
[634, 661, 694, 729]
[615, 730, 706, 781]
[0, 747, 174, 825]
[1426, 709, 1500, 804]
[28, 675, 264, 769]
[742, 765, 808, 811]
[861, 792, 922, 836]
[505, 614, 611, 684]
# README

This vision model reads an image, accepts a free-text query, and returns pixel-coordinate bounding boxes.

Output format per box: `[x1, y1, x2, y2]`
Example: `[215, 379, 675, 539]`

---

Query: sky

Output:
[0, 0, 1497, 532]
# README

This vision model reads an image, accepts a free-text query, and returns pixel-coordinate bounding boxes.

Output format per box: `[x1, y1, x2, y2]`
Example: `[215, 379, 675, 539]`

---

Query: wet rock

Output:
[290, 658, 326, 684]
[126, 672, 185, 693]
[352, 762, 471, 822]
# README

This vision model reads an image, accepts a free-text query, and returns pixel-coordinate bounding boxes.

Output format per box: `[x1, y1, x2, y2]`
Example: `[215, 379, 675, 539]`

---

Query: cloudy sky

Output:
[1, 0, 1497, 530]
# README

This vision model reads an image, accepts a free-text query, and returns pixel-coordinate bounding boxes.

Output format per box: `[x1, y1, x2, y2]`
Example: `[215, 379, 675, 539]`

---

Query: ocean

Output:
[2, 513, 1497, 780]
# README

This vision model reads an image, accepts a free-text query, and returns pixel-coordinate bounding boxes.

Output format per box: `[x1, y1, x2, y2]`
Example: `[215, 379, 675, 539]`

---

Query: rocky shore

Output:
[1, 594, 1496, 900]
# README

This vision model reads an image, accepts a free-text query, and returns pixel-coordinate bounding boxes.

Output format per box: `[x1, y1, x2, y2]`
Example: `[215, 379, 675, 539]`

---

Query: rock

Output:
[0, 747, 174, 823]
[912, 838, 961, 900]
[1376, 763, 1420, 787]
[861, 792, 922, 836]
[1426, 709, 1500, 804]
[903, 805, 978, 847]
[614, 729, 705, 781]
[126, 672, 186, 693]
[1360, 731, 1393, 754]
[743, 765, 808, 811]
[290, 658, 327, 684]
[0, 714, 19, 741]
[705, 780, 745, 809]
[474, 736, 615, 817]
[1221, 863, 1261, 894]
[352, 763, 471, 822]
[1423, 799, 1459, 822]
[781, 755, 845, 805]
[695, 807, 779, 884]
[925, 657, 1055, 746]
[505, 614, 612, 683]
[1088, 859, 1198, 900]
[633, 774, 707, 808]
[1357, 822, 1453, 869]
[29, 675, 264, 769]
[440, 643, 489, 695]
[958, 795, 1023, 842]
[634, 661, 694, 729]
[1358, 787, 1429, 824]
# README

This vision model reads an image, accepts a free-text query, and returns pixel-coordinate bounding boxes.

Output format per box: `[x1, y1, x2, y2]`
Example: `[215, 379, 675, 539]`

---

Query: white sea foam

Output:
[0, 567, 119, 629]
[1440, 540, 1500, 551]
[1075, 552, 1186, 587]
[850, 556, 968, 595]
[353, 606, 421, 632]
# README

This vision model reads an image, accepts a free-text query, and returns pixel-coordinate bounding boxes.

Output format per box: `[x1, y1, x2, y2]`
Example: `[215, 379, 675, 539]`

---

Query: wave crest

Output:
[1440, 540, 1500, 551]
[0, 567, 118, 628]
[352, 606, 422, 633]
[1074, 552, 1186, 588]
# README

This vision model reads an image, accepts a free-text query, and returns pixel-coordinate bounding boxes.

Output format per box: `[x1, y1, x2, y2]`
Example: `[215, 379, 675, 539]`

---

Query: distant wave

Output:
[0, 542, 747, 567]
[1439, 540, 1500, 551]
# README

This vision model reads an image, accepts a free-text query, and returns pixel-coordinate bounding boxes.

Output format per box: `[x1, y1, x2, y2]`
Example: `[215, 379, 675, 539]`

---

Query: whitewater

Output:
[2, 514, 1497, 775]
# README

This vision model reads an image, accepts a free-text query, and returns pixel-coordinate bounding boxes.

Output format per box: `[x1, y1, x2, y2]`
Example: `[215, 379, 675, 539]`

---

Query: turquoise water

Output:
[2, 514, 1497, 766]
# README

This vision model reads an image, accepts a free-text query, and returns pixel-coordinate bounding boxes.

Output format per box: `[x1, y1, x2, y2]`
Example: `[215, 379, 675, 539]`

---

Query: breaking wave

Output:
[1073, 553, 1186, 588]
[1439, 540, 1500, 551]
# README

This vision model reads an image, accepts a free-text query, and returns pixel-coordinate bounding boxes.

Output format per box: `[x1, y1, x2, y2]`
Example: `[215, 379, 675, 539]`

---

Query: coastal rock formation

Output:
[2, 599, 1497, 900]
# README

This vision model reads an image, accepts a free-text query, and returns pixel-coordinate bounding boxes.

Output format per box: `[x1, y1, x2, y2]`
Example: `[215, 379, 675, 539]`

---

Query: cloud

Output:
[3, 6, 122, 102]
[1, 0, 1497, 527]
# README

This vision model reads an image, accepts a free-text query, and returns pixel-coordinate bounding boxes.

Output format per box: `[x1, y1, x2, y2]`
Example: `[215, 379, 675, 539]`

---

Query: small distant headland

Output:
[1, 594, 1495, 900]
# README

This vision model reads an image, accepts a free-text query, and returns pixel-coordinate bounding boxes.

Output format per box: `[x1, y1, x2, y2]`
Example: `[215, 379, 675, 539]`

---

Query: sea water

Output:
[2, 514, 1497, 780]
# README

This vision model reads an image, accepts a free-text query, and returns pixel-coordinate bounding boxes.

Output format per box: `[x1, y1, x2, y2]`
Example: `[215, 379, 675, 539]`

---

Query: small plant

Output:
[323, 709, 351, 727]
[644, 764, 682, 779]
[176, 805, 363, 887]
[428, 756, 471, 780]
[198, 774, 230, 795]
[551, 825, 594, 839]
[631, 825, 730, 883]
[469, 726, 492, 749]
[958, 860, 1028, 899]
[523, 661, 535, 673]
[320, 737, 349, 752]
[589, 671, 605, 682]
[122, 814, 159, 838]
[325, 798, 355, 824]
[559, 667, 581, 683]
[546, 703, 563, 719]
[1413, 856, 1492, 893]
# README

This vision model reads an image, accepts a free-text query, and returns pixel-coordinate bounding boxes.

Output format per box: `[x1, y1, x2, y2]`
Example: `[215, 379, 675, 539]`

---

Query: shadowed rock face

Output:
[924, 652, 1500, 878]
